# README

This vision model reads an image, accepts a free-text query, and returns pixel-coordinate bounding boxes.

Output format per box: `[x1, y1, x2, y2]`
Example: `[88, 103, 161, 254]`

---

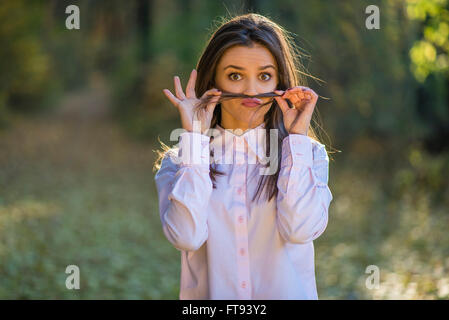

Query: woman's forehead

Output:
[217, 44, 277, 70]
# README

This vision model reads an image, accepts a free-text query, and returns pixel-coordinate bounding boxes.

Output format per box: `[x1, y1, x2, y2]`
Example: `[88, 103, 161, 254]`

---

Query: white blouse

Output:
[154, 122, 333, 300]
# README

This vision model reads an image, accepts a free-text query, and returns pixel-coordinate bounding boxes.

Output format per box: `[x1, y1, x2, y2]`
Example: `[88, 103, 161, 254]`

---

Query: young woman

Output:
[154, 13, 333, 300]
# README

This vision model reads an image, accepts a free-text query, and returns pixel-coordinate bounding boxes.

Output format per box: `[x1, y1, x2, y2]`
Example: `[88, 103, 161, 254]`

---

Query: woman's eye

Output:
[260, 73, 272, 81]
[228, 73, 241, 81]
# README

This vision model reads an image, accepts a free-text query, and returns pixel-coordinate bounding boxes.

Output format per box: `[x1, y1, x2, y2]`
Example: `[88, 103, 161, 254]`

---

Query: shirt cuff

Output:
[281, 134, 313, 168]
[178, 131, 210, 166]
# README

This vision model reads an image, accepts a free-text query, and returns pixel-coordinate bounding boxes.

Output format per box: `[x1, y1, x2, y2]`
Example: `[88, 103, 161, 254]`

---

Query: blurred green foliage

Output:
[1, 0, 448, 147]
[0, 1, 57, 126]
[406, 0, 449, 82]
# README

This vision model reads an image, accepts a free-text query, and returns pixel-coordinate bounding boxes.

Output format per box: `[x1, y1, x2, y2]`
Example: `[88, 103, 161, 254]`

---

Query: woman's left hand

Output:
[274, 86, 318, 136]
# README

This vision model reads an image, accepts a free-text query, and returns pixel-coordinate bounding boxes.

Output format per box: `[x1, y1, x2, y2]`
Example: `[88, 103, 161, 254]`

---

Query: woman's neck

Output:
[220, 117, 264, 134]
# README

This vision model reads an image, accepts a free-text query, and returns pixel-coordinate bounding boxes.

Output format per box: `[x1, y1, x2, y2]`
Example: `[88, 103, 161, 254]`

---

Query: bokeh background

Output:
[0, 0, 448, 299]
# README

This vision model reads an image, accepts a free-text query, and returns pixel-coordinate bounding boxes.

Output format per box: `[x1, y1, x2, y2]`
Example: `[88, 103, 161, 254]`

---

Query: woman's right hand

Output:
[163, 69, 222, 134]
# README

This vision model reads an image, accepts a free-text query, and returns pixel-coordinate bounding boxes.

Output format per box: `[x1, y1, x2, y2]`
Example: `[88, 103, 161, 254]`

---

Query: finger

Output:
[300, 86, 318, 100]
[286, 87, 303, 94]
[299, 91, 310, 100]
[283, 89, 303, 101]
[275, 89, 285, 94]
[201, 88, 221, 100]
[303, 93, 316, 103]
[186, 69, 197, 99]
[275, 89, 286, 98]
[293, 86, 311, 99]
[174, 76, 186, 100]
[308, 89, 318, 101]
[294, 88, 308, 100]
[274, 91, 290, 114]
[284, 90, 303, 106]
[163, 89, 181, 108]
[292, 87, 314, 104]
[289, 94, 302, 106]
[206, 92, 221, 114]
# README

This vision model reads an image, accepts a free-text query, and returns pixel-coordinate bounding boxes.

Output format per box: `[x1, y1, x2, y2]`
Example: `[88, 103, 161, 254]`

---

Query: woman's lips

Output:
[241, 98, 262, 107]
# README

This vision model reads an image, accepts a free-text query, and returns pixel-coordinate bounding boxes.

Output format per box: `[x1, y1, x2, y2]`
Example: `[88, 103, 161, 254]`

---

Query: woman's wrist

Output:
[287, 126, 308, 136]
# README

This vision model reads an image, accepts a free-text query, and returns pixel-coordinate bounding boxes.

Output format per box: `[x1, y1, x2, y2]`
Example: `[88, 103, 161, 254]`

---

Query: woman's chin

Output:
[221, 105, 265, 123]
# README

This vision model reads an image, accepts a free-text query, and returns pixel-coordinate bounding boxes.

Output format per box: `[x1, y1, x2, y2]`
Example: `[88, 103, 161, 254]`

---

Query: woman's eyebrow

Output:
[223, 64, 276, 71]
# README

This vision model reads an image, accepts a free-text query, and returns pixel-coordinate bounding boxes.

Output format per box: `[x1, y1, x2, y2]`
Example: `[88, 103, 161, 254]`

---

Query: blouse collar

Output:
[215, 122, 265, 134]
[210, 122, 268, 164]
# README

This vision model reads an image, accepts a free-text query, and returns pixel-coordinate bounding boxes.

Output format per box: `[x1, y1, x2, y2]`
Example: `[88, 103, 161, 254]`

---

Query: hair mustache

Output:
[196, 89, 284, 109]
[196, 87, 329, 109]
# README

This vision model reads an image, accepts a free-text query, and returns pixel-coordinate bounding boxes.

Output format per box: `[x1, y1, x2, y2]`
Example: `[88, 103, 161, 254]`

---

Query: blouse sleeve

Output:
[276, 134, 333, 244]
[154, 131, 213, 252]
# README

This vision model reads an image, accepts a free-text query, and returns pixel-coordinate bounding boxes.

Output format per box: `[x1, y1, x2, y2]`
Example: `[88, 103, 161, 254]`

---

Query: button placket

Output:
[232, 154, 251, 299]
[235, 136, 245, 164]
[234, 203, 250, 298]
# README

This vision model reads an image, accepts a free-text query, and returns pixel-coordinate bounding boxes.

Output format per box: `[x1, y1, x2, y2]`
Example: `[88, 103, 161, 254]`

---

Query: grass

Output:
[0, 112, 180, 299]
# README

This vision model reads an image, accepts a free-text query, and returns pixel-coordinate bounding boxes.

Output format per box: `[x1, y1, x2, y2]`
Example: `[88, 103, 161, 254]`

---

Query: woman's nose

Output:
[244, 81, 259, 96]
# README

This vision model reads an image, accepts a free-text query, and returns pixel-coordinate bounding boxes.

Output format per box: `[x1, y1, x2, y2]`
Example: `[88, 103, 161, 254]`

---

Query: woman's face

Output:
[214, 43, 279, 128]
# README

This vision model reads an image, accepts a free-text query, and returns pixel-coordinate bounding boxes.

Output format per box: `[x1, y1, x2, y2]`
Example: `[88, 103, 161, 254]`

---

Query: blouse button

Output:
[241, 281, 247, 289]
[240, 248, 245, 256]
[237, 187, 242, 195]
[238, 215, 244, 223]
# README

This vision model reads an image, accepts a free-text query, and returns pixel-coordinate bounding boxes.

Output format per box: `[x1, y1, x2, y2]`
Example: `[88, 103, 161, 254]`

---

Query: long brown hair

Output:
[154, 13, 326, 203]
